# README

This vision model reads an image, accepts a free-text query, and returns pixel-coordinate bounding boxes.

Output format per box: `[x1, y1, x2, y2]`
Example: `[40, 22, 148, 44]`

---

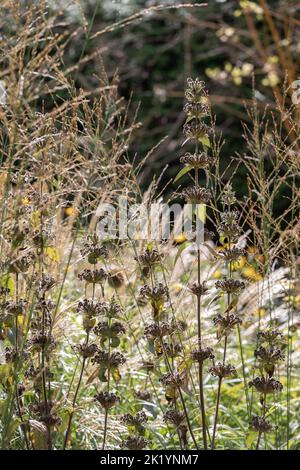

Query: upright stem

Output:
[256, 391, 267, 450]
[211, 335, 227, 450]
[63, 333, 89, 449]
[195, 167, 208, 450]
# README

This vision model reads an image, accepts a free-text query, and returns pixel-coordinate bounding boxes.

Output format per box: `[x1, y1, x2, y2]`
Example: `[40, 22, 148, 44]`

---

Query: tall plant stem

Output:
[211, 335, 227, 450]
[195, 167, 208, 450]
[255, 391, 267, 450]
[63, 333, 89, 450]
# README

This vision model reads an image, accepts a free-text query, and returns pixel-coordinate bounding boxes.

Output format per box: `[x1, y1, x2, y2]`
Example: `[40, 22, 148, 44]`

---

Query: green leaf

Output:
[0, 274, 14, 296]
[174, 241, 191, 264]
[195, 204, 206, 223]
[246, 430, 257, 449]
[174, 165, 192, 183]
[111, 367, 121, 383]
[198, 135, 210, 147]
[98, 366, 108, 382]
[110, 336, 120, 348]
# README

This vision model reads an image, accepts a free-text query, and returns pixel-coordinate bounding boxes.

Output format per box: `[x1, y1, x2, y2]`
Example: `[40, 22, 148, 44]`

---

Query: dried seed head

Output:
[93, 321, 126, 338]
[163, 410, 185, 427]
[217, 210, 241, 241]
[80, 234, 107, 264]
[144, 321, 175, 339]
[257, 328, 284, 346]
[250, 416, 277, 433]
[5, 347, 29, 363]
[94, 391, 120, 409]
[140, 283, 168, 303]
[254, 346, 285, 369]
[248, 376, 283, 394]
[190, 347, 214, 363]
[120, 411, 148, 426]
[1, 299, 27, 316]
[134, 248, 164, 269]
[188, 281, 209, 297]
[157, 341, 182, 358]
[221, 183, 237, 206]
[180, 152, 214, 169]
[183, 121, 212, 141]
[209, 362, 237, 378]
[213, 313, 242, 337]
[218, 247, 245, 262]
[74, 343, 98, 358]
[184, 101, 210, 120]
[181, 186, 211, 204]
[28, 332, 56, 353]
[185, 77, 208, 104]
[121, 435, 148, 450]
[78, 268, 107, 285]
[92, 350, 126, 367]
[77, 299, 103, 317]
[160, 371, 184, 387]
[0, 287, 10, 297]
[215, 278, 245, 294]
[36, 273, 56, 294]
[93, 297, 123, 318]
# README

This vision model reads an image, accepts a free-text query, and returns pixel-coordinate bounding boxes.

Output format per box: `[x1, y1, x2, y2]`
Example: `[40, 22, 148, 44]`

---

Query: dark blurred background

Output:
[55, 0, 300, 212]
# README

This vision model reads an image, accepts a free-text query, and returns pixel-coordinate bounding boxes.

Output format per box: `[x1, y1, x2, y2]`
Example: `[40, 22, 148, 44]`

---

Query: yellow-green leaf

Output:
[198, 136, 210, 147]
[45, 247, 60, 263]
[174, 165, 192, 183]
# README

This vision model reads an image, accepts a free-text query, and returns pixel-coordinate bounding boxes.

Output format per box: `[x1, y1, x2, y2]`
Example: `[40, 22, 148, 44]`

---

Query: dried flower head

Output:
[191, 347, 214, 363]
[37, 273, 56, 293]
[121, 435, 148, 450]
[180, 152, 213, 169]
[134, 248, 164, 269]
[163, 410, 185, 427]
[160, 371, 184, 387]
[74, 343, 98, 358]
[250, 416, 277, 433]
[257, 328, 284, 346]
[209, 362, 237, 378]
[254, 346, 285, 376]
[188, 281, 209, 297]
[94, 297, 123, 318]
[139, 283, 169, 319]
[77, 299, 103, 317]
[183, 121, 212, 141]
[80, 234, 108, 264]
[144, 321, 175, 339]
[181, 186, 211, 204]
[1, 299, 27, 316]
[218, 247, 245, 262]
[92, 350, 126, 367]
[185, 78, 207, 104]
[217, 210, 241, 241]
[29, 332, 56, 353]
[94, 391, 120, 409]
[213, 313, 242, 338]
[184, 101, 210, 120]
[215, 278, 245, 294]
[120, 411, 148, 426]
[248, 376, 283, 394]
[78, 268, 107, 285]
[93, 321, 126, 339]
[221, 183, 237, 206]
